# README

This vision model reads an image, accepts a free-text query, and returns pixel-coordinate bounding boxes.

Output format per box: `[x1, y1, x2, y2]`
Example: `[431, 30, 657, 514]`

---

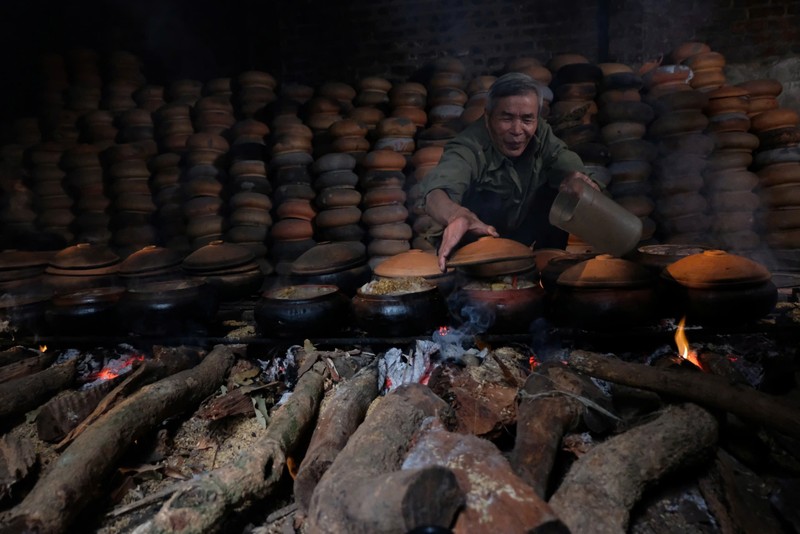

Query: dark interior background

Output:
[0, 0, 798, 122]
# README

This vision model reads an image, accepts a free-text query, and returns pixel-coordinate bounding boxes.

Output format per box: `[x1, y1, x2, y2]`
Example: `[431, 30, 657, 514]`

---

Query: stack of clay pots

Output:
[461, 75, 494, 125]
[311, 152, 364, 242]
[149, 152, 188, 252]
[750, 96, 800, 252]
[355, 77, 391, 109]
[703, 85, 761, 251]
[406, 145, 444, 252]
[153, 103, 194, 155]
[133, 85, 166, 113]
[181, 132, 229, 250]
[676, 44, 727, 94]
[80, 110, 118, 147]
[168, 79, 203, 107]
[426, 57, 468, 130]
[28, 141, 74, 243]
[390, 82, 429, 141]
[360, 149, 412, 267]
[62, 143, 111, 244]
[507, 56, 553, 87]
[550, 60, 602, 149]
[327, 118, 370, 162]
[645, 77, 714, 244]
[117, 108, 154, 145]
[193, 95, 236, 136]
[373, 116, 417, 160]
[596, 63, 656, 245]
[204, 77, 232, 99]
[0, 144, 37, 242]
[102, 50, 146, 114]
[738, 78, 782, 119]
[349, 105, 386, 145]
[103, 143, 158, 254]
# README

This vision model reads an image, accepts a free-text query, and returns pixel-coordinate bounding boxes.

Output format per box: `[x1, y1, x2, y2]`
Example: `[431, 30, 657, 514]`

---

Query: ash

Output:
[257, 345, 299, 387]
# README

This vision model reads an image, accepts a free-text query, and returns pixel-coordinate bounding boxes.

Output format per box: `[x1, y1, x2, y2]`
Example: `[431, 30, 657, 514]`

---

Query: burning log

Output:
[0, 358, 77, 426]
[0, 344, 238, 534]
[549, 403, 719, 534]
[305, 383, 461, 534]
[140, 359, 329, 533]
[567, 350, 800, 440]
[293, 360, 379, 512]
[0, 348, 55, 384]
[509, 363, 609, 498]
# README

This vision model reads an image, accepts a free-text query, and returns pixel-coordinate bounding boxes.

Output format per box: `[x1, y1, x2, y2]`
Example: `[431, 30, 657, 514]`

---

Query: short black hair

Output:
[486, 72, 544, 116]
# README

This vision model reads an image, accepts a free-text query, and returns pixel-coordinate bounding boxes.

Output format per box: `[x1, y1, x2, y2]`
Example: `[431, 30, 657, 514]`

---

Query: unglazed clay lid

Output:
[0, 250, 57, 271]
[290, 241, 367, 275]
[447, 237, 535, 267]
[47, 243, 120, 271]
[119, 245, 183, 275]
[373, 249, 450, 278]
[557, 254, 655, 288]
[663, 249, 771, 288]
[182, 241, 255, 273]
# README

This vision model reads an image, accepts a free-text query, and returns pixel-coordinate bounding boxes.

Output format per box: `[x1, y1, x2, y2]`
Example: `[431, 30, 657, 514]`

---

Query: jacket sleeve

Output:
[418, 142, 481, 205]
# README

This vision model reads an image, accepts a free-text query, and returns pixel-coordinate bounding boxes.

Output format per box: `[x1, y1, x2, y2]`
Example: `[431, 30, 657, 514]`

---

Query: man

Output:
[420, 72, 599, 271]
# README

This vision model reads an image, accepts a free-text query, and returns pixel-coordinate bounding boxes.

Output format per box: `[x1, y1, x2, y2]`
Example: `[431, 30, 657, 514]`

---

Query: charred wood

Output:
[0, 344, 237, 534]
[549, 403, 719, 534]
[0, 358, 77, 426]
[293, 360, 379, 512]
[0, 350, 55, 385]
[567, 350, 800, 440]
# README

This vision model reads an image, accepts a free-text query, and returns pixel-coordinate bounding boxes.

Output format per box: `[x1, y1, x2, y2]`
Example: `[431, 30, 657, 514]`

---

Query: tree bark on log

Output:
[509, 364, 596, 498]
[306, 383, 454, 534]
[0, 358, 77, 424]
[567, 350, 800, 439]
[141, 359, 329, 534]
[293, 361, 379, 512]
[0, 344, 238, 534]
[0, 350, 55, 384]
[548, 403, 719, 534]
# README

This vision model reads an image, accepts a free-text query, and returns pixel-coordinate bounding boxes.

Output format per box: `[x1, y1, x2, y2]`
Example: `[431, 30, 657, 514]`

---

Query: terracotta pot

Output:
[661, 250, 777, 325]
[457, 276, 546, 334]
[255, 284, 351, 338]
[351, 278, 448, 336]
[46, 286, 126, 335]
[118, 279, 218, 336]
[551, 255, 659, 329]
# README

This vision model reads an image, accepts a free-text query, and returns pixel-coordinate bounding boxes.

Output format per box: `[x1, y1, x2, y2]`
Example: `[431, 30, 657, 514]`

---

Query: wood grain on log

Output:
[306, 383, 456, 534]
[142, 359, 329, 534]
[0, 344, 237, 534]
[549, 403, 718, 534]
[0, 350, 55, 384]
[294, 361, 379, 512]
[567, 349, 800, 439]
[0, 358, 77, 426]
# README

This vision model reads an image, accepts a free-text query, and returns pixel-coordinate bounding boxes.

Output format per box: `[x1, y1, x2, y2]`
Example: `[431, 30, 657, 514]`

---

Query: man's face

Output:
[484, 92, 539, 158]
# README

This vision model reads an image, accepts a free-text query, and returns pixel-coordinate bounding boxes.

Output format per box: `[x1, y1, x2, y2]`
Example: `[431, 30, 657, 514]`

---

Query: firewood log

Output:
[0, 344, 237, 534]
[0, 358, 77, 426]
[567, 349, 800, 439]
[293, 360, 379, 512]
[139, 359, 329, 534]
[0, 349, 55, 384]
[306, 383, 459, 534]
[549, 403, 719, 533]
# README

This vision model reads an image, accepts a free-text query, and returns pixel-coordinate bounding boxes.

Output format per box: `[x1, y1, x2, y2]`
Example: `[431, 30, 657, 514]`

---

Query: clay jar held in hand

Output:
[351, 277, 448, 337]
[660, 250, 778, 326]
[254, 284, 351, 339]
[551, 254, 659, 329]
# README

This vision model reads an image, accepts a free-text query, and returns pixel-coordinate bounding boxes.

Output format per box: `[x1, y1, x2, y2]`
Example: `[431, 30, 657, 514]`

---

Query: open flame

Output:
[39, 345, 47, 353]
[675, 317, 703, 369]
[529, 354, 539, 371]
[90, 354, 145, 381]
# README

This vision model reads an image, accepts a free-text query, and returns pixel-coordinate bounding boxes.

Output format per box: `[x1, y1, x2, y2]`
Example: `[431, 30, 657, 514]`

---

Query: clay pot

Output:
[447, 236, 536, 278]
[551, 255, 659, 329]
[457, 275, 546, 334]
[351, 278, 449, 337]
[290, 241, 371, 295]
[373, 249, 455, 295]
[661, 250, 777, 325]
[631, 244, 710, 275]
[118, 279, 218, 336]
[182, 241, 264, 300]
[0, 292, 52, 335]
[539, 252, 597, 293]
[46, 286, 126, 335]
[43, 243, 121, 294]
[255, 284, 351, 338]
[0, 250, 55, 293]
[118, 245, 184, 287]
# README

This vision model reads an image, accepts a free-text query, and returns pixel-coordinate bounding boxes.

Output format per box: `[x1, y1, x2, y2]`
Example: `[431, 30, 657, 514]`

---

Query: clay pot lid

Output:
[291, 241, 367, 276]
[48, 243, 121, 271]
[374, 249, 450, 278]
[0, 250, 57, 271]
[51, 286, 127, 306]
[119, 245, 183, 276]
[663, 249, 771, 288]
[531, 248, 569, 273]
[182, 241, 256, 273]
[557, 254, 655, 288]
[447, 237, 534, 267]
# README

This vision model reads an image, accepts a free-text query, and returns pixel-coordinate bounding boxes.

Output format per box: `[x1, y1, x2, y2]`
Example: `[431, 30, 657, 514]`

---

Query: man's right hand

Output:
[437, 213, 498, 271]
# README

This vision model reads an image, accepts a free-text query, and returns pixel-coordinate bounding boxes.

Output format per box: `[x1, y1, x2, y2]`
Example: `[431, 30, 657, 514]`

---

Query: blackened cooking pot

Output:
[351, 278, 449, 337]
[117, 279, 219, 336]
[254, 284, 351, 338]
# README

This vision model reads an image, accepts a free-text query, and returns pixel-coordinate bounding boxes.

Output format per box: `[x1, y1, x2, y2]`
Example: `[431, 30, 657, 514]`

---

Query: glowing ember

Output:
[529, 354, 539, 371]
[39, 345, 47, 353]
[90, 354, 145, 381]
[438, 325, 449, 336]
[674, 317, 703, 369]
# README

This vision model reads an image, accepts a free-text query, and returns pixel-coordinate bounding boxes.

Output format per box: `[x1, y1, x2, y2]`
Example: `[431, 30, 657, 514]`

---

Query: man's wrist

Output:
[446, 207, 474, 225]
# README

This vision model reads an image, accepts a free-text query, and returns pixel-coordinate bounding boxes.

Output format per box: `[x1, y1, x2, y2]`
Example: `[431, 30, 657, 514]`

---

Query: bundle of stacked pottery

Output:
[327, 118, 370, 162]
[549, 59, 601, 150]
[102, 51, 146, 113]
[390, 82, 429, 144]
[168, 79, 203, 107]
[406, 145, 444, 252]
[355, 77, 391, 110]
[28, 141, 74, 244]
[349, 105, 386, 146]
[104, 143, 158, 254]
[738, 78, 782, 119]
[79, 110, 117, 148]
[133, 84, 166, 113]
[0, 144, 37, 243]
[268, 147, 316, 274]
[234, 71, 277, 119]
[149, 152, 188, 252]
[181, 133, 229, 250]
[359, 149, 411, 268]
[311, 153, 364, 243]
[750, 94, 800, 252]
[425, 57, 468, 131]
[506, 56, 554, 116]
[117, 108, 154, 145]
[193, 95, 236, 137]
[373, 116, 417, 159]
[62, 143, 111, 244]
[703, 86, 761, 251]
[595, 63, 655, 245]
[644, 65, 713, 244]
[204, 77, 233, 99]
[680, 46, 728, 94]
[305, 95, 344, 144]
[461, 75, 494, 125]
